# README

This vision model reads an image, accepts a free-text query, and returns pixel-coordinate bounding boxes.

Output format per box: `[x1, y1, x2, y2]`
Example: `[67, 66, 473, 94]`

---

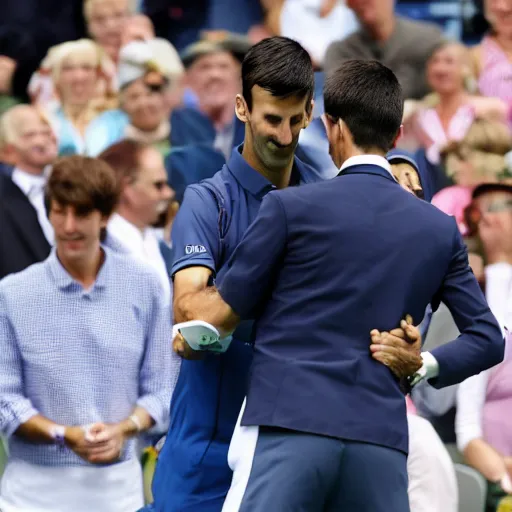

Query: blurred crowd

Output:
[1, 0, 512, 511]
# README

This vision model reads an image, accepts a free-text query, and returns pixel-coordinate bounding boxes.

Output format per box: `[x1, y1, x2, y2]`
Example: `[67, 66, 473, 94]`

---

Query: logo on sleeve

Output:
[185, 245, 207, 255]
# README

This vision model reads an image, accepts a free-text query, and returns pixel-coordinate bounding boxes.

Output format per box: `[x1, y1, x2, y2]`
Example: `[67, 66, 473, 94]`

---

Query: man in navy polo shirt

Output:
[151, 39, 426, 512]
[178, 60, 504, 512]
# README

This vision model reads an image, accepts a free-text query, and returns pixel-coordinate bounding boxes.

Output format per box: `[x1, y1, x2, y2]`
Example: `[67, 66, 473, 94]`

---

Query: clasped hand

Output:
[65, 422, 127, 464]
[370, 315, 423, 379]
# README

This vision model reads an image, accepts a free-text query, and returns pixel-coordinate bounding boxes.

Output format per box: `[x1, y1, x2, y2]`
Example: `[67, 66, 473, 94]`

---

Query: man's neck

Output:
[14, 163, 46, 177]
[366, 15, 396, 42]
[242, 144, 294, 189]
[57, 245, 104, 289]
[486, 253, 512, 266]
[115, 207, 147, 232]
[343, 148, 387, 162]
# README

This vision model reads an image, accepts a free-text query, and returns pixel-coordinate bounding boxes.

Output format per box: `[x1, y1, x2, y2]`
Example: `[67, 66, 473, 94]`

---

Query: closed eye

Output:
[265, 115, 282, 126]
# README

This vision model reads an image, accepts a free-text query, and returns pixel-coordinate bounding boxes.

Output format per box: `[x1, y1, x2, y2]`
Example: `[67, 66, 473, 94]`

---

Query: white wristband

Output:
[128, 414, 142, 432]
[49, 425, 66, 445]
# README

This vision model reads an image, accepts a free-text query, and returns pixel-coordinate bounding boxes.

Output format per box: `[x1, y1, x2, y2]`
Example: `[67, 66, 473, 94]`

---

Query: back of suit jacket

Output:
[219, 163, 503, 454]
[0, 174, 51, 279]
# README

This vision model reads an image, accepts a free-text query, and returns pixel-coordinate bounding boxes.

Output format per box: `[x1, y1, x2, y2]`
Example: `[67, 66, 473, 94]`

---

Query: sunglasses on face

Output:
[465, 199, 512, 235]
[153, 180, 168, 191]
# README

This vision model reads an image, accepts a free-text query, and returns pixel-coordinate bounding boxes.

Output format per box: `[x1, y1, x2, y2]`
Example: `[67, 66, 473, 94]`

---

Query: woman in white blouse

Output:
[456, 180, 512, 511]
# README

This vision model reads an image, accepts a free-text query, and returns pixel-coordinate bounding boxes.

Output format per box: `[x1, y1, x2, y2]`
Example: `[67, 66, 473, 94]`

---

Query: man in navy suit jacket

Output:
[175, 60, 504, 512]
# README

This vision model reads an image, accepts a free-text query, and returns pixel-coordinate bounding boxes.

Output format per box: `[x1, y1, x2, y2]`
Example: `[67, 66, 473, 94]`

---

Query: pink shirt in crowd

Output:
[432, 185, 473, 236]
[416, 105, 475, 165]
[478, 36, 512, 102]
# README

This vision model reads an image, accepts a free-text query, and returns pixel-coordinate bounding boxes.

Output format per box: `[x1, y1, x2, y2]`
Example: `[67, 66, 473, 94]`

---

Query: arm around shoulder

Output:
[218, 191, 287, 320]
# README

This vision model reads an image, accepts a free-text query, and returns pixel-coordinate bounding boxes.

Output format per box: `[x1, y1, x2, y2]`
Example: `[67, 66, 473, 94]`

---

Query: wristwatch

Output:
[49, 425, 66, 446]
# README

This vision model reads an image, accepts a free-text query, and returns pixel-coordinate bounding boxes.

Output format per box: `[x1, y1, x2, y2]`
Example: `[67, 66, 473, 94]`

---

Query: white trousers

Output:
[407, 414, 458, 512]
[0, 457, 144, 512]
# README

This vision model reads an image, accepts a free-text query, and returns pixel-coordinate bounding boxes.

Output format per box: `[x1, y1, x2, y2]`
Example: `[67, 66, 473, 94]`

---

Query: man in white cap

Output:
[86, 38, 184, 157]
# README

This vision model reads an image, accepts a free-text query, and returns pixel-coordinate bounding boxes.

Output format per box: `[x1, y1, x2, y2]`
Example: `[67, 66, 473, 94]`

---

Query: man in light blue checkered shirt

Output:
[0, 156, 173, 512]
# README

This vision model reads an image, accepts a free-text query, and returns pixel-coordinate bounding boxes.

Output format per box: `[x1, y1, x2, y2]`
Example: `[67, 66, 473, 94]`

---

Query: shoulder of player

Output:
[268, 179, 331, 206]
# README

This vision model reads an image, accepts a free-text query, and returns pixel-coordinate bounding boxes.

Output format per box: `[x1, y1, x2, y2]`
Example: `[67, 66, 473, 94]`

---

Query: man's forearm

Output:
[15, 414, 61, 444]
[175, 287, 240, 337]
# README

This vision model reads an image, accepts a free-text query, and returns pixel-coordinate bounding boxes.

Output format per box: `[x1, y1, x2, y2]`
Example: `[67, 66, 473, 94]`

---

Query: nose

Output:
[162, 184, 173, 201]
[275, 124, 294, 147]
[63, 209, 78, 233]
[72, 68, 89, 81]
[105, 15, 121, 30]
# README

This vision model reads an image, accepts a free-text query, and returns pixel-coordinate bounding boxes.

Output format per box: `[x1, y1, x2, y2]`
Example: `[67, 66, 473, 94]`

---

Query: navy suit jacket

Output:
[0, 173, 51, 279]
[218, 162, 504, 454]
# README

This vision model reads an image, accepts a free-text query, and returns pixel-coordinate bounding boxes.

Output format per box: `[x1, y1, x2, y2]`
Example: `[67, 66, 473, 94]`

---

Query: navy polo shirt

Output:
[171, 145, 324, 279]
[156, 146, 325, 505]
[155, 148, 426, 510]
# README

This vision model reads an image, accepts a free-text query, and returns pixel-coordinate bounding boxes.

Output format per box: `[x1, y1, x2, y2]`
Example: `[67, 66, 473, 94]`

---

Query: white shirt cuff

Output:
[410, 352, 439, 387]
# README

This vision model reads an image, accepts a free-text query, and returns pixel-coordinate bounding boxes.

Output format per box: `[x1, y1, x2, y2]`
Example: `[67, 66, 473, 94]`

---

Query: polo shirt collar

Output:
[227, 145, 303, 198]
[48, 246, 111, 290]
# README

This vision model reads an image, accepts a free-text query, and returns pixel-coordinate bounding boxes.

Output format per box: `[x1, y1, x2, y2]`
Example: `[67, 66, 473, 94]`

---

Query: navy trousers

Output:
[224, 428, 410, 512]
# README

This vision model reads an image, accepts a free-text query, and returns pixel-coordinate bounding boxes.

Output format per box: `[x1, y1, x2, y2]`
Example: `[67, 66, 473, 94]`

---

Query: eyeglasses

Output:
[480, 199, 512, 214]
[465, 199, 512, 235]
[152, 180, 169, 191]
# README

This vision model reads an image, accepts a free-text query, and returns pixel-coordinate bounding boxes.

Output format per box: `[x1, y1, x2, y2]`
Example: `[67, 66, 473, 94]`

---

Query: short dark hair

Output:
[242, 36, 314, 112]
[98, 139, 149, 187]
[46, 155, 119, 217]
[323, 60, 404, 152]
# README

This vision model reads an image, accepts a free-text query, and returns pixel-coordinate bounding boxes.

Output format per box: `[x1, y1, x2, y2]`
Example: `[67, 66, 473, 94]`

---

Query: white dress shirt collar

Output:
[108, 213, 171, 303]
[339, 155, 393, 177]
[11, 167, 47, 195]
[108, 213, 148, 255]
[11, 166, 54, 244]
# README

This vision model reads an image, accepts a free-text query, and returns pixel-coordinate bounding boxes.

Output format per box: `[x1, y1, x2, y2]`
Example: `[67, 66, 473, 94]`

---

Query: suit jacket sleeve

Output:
[217, 192, 287, 320]
[429, 223, 504, 388]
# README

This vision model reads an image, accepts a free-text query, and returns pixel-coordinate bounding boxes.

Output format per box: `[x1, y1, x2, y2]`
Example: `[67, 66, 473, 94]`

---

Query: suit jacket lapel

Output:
[3, 178, 51, 261]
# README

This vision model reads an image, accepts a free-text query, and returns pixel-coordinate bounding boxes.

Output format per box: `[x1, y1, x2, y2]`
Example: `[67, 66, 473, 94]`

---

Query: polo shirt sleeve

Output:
[218, 192, 287, 320]
[171, 185, 221, 277]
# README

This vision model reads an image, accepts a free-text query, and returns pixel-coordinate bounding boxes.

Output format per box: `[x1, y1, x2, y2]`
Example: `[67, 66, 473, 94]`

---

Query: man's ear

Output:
[337, 118, 345, 145]
[1, 144, 17, 165]
[304, 100, 315, 128]
[100, 214, 111, 230]
[235, 94, 249, 123]
[392, 125, 404, 149]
